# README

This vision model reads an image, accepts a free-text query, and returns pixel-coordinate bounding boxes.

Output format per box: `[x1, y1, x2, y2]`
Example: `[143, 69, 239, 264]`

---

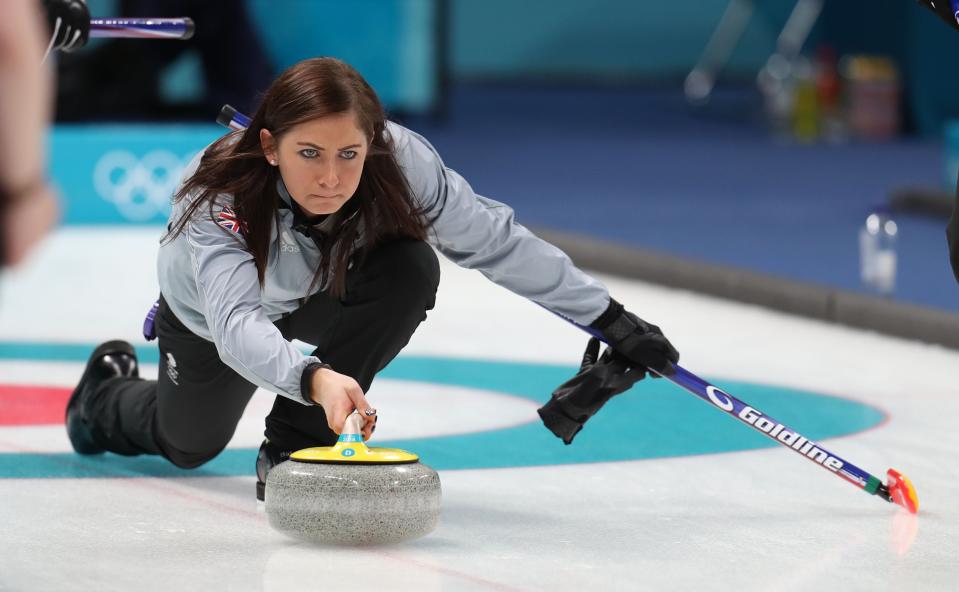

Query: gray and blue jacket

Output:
[157, 122, 611, 403]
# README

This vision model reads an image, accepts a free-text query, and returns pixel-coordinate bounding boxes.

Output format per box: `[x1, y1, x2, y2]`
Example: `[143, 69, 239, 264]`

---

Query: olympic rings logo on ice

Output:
[93, 150, 194, 222]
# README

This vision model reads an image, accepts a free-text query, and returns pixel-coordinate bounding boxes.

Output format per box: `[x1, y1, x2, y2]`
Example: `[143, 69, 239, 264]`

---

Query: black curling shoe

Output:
[65, 340, 139, 455]
[255, 439, 292, 501]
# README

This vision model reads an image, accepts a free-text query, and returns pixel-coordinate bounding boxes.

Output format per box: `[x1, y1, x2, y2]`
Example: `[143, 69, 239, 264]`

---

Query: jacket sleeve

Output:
[391, 123, 611, 326]
[186, 206, 320, 404]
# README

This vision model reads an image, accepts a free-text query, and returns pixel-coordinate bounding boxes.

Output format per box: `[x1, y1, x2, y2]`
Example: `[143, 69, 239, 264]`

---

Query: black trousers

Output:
[87, 239, 440, 468]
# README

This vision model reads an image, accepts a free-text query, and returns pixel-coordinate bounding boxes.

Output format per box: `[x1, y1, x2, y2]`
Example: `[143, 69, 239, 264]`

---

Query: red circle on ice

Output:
[0, 385, 71, 426]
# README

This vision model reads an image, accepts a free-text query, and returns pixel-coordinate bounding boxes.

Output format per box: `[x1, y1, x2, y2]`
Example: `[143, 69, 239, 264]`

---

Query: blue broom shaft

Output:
[659, 364, 881, 494]
[90, 18, 195, 40]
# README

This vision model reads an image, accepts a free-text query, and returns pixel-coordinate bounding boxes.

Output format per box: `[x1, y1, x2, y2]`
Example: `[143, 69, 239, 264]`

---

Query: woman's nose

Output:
[316, 162, 338, 188]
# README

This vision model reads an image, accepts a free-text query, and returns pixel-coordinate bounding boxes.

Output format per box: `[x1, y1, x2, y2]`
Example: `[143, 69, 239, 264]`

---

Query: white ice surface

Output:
[1, 228, 957, 591]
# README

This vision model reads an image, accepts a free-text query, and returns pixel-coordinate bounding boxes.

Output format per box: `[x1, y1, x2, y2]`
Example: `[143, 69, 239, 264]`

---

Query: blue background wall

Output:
[450, 0, 795, 80]
[246, 0, 440, 113]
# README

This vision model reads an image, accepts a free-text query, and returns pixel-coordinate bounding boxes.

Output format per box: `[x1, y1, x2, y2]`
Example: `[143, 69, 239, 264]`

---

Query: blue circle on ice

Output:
[0, 346, 886, 479]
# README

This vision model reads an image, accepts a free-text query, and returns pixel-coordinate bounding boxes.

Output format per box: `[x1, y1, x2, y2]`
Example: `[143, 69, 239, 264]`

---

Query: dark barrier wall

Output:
[81, 0, 443, 114]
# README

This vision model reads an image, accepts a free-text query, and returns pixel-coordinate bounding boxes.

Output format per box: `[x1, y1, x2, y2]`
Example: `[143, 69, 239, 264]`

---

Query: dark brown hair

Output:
[166, 57, 428, 297]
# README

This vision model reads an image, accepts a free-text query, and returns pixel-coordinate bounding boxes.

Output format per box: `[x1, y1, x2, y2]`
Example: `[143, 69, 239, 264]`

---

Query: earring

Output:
[270, 159, 277, 165]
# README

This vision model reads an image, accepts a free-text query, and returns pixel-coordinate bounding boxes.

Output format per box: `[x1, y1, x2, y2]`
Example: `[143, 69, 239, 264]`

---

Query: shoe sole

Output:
[66, 340, 137, 455]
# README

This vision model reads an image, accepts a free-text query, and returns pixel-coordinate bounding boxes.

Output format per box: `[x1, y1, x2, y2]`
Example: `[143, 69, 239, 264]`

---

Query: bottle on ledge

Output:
[859, 206, 898, 296]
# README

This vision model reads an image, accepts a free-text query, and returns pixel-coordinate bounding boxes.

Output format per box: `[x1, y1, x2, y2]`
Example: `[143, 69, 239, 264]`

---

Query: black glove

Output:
[538, 338, 645, 444]
[42, 0, 90, 56]
[589, 298, 680, 375]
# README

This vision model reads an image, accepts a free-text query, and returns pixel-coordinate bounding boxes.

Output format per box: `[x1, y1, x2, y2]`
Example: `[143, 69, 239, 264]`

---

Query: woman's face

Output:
[260, 112, 369, 217]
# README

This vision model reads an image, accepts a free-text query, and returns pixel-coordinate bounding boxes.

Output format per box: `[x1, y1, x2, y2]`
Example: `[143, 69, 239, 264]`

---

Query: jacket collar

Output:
[275, 179, 361, 239]
[276, 179, 330, 239]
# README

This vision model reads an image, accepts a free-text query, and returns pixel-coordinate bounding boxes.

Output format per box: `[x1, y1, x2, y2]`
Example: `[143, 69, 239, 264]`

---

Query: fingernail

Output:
[364, 408, 377, 417]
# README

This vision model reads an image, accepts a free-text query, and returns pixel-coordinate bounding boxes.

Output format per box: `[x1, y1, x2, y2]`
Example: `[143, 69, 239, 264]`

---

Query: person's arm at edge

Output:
[0, 0, 58, 267]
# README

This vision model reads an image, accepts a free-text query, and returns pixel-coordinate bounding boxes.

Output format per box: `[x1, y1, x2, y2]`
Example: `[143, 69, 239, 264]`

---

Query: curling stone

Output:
[265, 412, 441, 545]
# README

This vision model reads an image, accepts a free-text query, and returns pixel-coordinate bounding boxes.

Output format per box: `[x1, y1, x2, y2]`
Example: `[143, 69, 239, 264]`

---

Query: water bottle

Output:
[859, 207, 897, 295]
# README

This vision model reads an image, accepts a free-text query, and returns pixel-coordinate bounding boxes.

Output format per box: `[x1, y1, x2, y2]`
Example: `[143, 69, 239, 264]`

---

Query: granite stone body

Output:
[265, 459, 442, 545]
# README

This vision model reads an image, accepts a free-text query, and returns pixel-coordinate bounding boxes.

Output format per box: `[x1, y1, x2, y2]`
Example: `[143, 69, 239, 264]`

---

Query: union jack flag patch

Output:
[216, 206, 245, 234]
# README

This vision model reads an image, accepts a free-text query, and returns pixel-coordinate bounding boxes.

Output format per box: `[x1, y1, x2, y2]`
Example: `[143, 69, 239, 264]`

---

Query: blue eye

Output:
[299, 148, 318, 159]
[340, 150, 357, 160]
